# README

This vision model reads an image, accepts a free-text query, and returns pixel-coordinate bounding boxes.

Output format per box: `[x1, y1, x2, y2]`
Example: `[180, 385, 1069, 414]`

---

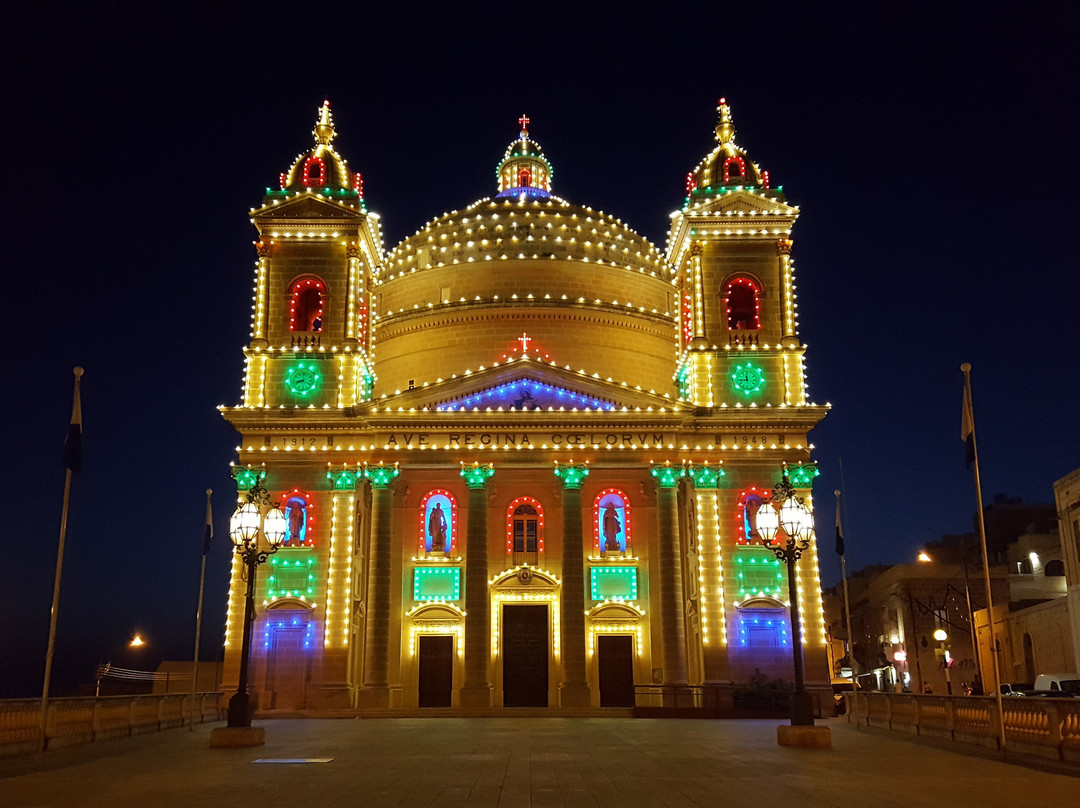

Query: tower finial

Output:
[715, 97, 735, 145]
[314, 99, 336, 146]
[518, 113, 530, 138]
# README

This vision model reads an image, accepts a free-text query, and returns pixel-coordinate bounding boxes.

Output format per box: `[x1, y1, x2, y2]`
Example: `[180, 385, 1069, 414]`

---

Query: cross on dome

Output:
[518, 114, 530, 137]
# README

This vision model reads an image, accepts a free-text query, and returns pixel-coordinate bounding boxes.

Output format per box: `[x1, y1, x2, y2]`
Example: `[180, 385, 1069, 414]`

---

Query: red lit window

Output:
[720, 155, 746, 184]
[506, 497, 544, 556]
[736, 487, 777, 546]
[289, 278, 325, 332]
[725, 277, 760, 330]
[518, 167, 532, 188]
[302, 157, 326, 187]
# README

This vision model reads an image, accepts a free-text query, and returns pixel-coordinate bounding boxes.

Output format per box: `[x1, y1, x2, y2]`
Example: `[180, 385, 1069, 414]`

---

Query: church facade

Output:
[219, 100, 832, 711]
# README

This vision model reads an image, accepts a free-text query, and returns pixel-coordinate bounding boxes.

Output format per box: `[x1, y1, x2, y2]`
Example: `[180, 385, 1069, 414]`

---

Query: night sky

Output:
[4, 4, 1077, 698]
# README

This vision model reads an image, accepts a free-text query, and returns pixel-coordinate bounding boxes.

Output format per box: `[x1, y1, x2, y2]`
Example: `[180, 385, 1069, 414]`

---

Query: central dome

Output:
[373, 120, 676, 398]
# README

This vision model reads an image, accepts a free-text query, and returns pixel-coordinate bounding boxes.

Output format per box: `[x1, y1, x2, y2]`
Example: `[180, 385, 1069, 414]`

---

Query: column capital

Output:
[553, 461, 590, 490]
[326, 464, 360, 491]
[255, 240, 273, 258]
[776, 238, 793, 255]
[460, 462, 495, 489]
[650, 463, 686, 489]
[362, 462, 400, 489]
[686, 463, 724, 489]
[231, 465, 265, 493]
[784, 462, 819, 489]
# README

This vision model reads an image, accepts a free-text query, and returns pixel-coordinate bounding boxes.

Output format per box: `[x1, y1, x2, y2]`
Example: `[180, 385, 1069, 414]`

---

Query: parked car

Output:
[999, 682, 1033, 696]
[1032, 674, 1080, 694]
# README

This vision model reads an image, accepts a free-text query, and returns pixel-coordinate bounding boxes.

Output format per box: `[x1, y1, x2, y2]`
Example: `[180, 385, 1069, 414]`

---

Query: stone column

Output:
[459, 463, 495, 708]
[554, 462, 591, 707]
[320, 466, 361, 708]
[651, 464, 688, 686]
[357, 462, 399, 708]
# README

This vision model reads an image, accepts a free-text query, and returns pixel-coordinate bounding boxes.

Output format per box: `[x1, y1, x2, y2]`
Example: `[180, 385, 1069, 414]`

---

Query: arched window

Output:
[721, 155, 746, 184]
[290, 278, 325, 332]
[281, 489, 315, 546]
[1045, 559, 1065, 576]
[302, 156, 326, 187]
[419, 490, 457, 554]
[518, 167, 532, 188]
[725, 277, 761, 330]
[594, 489, 630, 555]
[506, 497, 544, 562]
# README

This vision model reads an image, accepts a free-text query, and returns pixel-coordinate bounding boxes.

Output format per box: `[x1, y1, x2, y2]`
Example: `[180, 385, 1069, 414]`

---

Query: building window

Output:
[725, 277, 761, 330]
[290, 278, 325, 332]
[1045, 559, 1065, 577]
[717, 155, 746, 184]
[506, 497, 544, 564]
[419, 490, 457, 554]
[593, 489, 630, 555]
[302, 156, 326, 186]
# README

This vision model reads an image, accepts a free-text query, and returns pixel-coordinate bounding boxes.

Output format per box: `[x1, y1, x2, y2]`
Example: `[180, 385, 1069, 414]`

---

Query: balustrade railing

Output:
[845, 691, 1080, 762]
[0, 693, 224, 756]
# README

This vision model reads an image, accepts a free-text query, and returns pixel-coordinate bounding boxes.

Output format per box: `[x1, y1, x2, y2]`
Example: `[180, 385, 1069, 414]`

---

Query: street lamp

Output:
[933, 628, 953, 695]
[754, 474, 817, 726]
[225, 482, 286, 728]
[94, 634, 147, 697]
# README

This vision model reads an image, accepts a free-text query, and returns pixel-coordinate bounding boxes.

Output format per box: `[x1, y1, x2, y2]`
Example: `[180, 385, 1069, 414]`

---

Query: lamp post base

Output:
[790, 690, 815, 726]
[210, 726, 266, 748]
[227, 692, 256, 727]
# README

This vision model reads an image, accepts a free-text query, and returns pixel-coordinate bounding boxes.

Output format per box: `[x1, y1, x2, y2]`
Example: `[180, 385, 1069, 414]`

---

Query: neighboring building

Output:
[1056, 467, 1080, 673]
[218, 100, 832, 712]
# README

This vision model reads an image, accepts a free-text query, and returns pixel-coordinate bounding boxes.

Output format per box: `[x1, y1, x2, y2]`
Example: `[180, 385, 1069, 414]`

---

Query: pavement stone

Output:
[0, 717, 1077, 808]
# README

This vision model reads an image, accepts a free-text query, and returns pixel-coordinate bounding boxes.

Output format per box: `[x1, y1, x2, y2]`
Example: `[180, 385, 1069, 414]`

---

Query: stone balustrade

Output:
[846, 691, 1080, 762]
[0, 693, 224, 756]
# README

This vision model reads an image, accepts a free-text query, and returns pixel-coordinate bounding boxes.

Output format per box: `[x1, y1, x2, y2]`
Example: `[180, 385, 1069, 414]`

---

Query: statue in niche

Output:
[287, 501, 305, 544]
[428, 502, 448, 552]
[603, 503, 622, 552]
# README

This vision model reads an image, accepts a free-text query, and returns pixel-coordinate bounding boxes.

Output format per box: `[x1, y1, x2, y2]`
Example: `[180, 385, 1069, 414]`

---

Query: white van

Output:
[1032, 674, 1080, 694]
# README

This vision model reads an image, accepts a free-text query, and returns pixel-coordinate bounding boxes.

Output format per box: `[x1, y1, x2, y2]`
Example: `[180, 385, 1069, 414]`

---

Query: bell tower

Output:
[668, 98, 806, 409]
[241, 100, 381, 411]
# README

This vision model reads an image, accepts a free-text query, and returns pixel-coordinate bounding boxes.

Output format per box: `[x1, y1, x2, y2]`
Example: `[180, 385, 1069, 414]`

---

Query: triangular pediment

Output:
[381, 360, 680, 413]
[703, 190, 799, 217]
[251, 193, 366, 221]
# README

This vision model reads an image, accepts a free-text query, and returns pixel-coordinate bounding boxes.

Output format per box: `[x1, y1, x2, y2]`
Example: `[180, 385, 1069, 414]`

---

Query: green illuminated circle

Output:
[285, 362, 321, 397]
[731, 363, 765, 397]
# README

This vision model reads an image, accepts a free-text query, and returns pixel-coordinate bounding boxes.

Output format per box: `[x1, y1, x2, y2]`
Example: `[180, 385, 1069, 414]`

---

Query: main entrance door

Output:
[597, 634, 635, 707]
[268, 627, 306, 710]
[418, 635, 453, 707]
[502, 604, 549, 707]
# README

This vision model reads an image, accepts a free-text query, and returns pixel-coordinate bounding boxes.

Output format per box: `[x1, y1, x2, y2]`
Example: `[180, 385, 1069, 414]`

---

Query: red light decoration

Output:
[358, 297, 368, 350]
[592, 488, 631, 551]
[302, 156, 326, 187]
[682, 292, 694, 345]
[725, 277, 761, 330]
[736, 487, 777, 546]
[498, 334, 554, 363]
[686, 171, 695, 194]
[280, 172, 288, 189]
[280, 488, 315, 547]
[762, 169, 770, 190]
[353, 171, 364, 197]
[505, 496, 544, 554]
[289, 277, 326, 333]
[518, 113, 530, 135]
[518, 167, 532, 188]
[419, 489, 458, 553]
[722, 155, 746, 183]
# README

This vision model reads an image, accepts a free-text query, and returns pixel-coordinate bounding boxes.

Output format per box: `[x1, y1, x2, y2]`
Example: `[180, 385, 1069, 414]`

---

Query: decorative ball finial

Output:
[715, 96, 735, 144]
[314, 99, 336, 146]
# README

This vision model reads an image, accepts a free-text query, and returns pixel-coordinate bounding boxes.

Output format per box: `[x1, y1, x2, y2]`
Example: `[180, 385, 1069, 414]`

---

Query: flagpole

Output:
[835, 488, 857, 685]
[962, 362, 1006, 751]
[40, 366, 84, 754]
[190, 488, 212, 731]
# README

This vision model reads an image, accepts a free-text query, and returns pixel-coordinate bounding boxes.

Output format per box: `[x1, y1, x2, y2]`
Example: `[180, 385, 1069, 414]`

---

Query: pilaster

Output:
[554, 462, 591, 707]
[357, 462, 399, 708]
[460, 463, 495, 708]
[650, 463, 688, 686]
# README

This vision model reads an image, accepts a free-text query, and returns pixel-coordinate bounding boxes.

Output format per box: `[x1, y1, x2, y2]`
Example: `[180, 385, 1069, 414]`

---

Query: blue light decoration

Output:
[494, 185, 550, 199]
[736, 609, 790, 648]
[438, 379, 615, 411]
[262, 613, 315, 650]
[420, 491, 455, 553]
[594, 490, 629, 553]
[282, 492, 312, 546]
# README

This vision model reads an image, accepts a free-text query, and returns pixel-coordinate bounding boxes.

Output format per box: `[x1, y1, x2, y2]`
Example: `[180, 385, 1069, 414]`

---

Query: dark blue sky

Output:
[3, 3, 1076, 697]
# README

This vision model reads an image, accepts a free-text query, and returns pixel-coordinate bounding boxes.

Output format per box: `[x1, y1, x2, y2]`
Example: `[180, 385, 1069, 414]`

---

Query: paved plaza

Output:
[1, 718, 1077, 807]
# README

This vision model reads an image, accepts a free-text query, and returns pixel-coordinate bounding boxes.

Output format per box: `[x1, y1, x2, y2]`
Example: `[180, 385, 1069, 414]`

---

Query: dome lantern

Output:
[276, 99, 361, 199]
[495, 114, 553, 199]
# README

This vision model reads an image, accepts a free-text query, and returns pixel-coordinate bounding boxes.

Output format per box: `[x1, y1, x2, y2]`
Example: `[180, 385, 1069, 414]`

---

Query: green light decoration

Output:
[590, 567, 638, 601]
[231, 466, 265, 492]
[676, 361, 692, 399]
[285, 361, 322, 397]
[785, 463, 820, 488]
[360, 372, 374, 402]
[326, 466, 359, 491]
[686, 463, 724, 489]
[266, 552, 317, 601]
[362, 462, 400, 489]
[413, 567, 461, 602]
[460, 463, 495, 489]
[734, 548, 785, 600]
[553, 462, 590, 489]
[730, 362, 765, 397]
[650, 464, 685, 489]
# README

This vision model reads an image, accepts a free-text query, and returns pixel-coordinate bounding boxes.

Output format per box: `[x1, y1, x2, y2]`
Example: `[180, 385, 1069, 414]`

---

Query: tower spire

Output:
[313, 99, 336, 146]
[715, 97, 735, 145]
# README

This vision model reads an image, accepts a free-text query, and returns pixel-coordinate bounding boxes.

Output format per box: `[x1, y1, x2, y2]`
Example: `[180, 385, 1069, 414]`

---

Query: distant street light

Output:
[934, 628, 953, 695]
[754, 473, 817, 726]
[95, 634, 148, 697]
[226, 481, 286, 728]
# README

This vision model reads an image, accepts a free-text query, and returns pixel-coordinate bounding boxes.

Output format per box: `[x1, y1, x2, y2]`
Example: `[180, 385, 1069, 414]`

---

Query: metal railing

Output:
[846, 691, 1080, 762]
[0, 693, 224, 756]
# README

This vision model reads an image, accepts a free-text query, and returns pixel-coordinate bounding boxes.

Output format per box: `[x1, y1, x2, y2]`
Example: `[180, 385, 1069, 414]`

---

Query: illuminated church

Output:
[219, 100, 831, 711]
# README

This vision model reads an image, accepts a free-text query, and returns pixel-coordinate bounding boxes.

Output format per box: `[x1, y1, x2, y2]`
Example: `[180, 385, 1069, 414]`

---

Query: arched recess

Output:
[302, 156, 326, 187]
[1045, 559, 1065, 576]
[718, 155, 747, 184]
[280, 489, 315, 546]
[723, 276, 762, 331]
[489, 565, 561, 660]
[586, 601, 645, 656]
[289, 276, 328, 333]
[506, 496, 544, 562]
[259, 602, 316, 711]
[593, 489, 631, 555]
[734, 600, 791, 649]
[735, 487, 778, 546]
[405, 602, 464, 658]
[419, 490, 457, 554]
